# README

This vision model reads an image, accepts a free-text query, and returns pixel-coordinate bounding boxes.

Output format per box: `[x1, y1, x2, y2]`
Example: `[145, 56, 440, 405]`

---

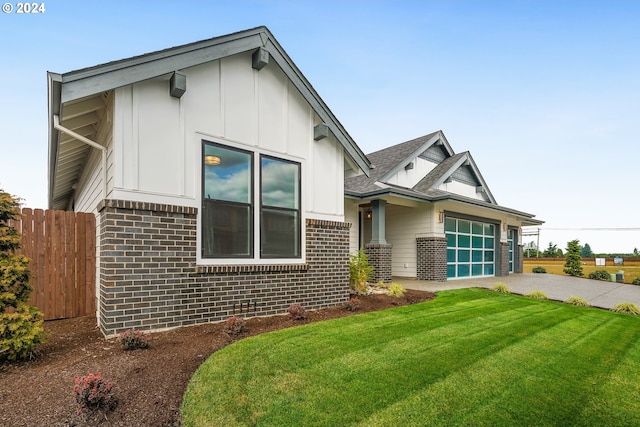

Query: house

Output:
[345, 131, 543, 282]
[47, 26, 541, 337]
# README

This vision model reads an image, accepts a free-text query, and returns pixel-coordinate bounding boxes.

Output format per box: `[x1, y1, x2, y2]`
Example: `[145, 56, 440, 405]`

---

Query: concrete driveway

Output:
[396, 273, 640, 310]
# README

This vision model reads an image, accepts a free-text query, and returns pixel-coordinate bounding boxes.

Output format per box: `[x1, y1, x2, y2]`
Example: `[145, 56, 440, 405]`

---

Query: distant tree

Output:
[634, 248, 639, 257]
[580, 243, 593, 258]
[543, 242, 563, 258]
[564, 239, 584, 277]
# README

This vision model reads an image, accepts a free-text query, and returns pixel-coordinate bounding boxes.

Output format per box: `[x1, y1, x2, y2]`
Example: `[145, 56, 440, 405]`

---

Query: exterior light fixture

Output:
[365, 210, 372, 220]
[204, 155, 221, 166]
[438, 210, 444, 223]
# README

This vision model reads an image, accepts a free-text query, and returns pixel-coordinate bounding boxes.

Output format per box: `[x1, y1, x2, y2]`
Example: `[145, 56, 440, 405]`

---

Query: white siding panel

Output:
[310, 136, 340, 217]
[344, 199, 360, 254]
[258, 62, 287, 153]
[135, 80, 182, 196]
[439, 181, 486, 201]
[287, 83, 312, 159]
[387, 157, 438, 188]
[222, 54, 257, 144]
[386, 204, 435, 277]
[183, 61, 223, 137]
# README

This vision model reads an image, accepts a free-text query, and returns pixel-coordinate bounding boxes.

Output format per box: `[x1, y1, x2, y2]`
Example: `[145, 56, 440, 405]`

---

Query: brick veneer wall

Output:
[498, 241, 510, 276]
[416, 237, 448, 281]
[364, 243, 392, 283]
[515, 245, 524, 273]
[97, 200, 350, 337]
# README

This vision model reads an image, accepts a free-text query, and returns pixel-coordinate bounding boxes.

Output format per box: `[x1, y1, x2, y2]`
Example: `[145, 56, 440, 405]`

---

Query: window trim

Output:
[259, 154, 302, 259]
[198, 137, 305, 265]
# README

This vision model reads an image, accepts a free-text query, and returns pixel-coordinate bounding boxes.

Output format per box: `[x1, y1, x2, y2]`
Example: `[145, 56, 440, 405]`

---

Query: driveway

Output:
[396, 273, 640, 310]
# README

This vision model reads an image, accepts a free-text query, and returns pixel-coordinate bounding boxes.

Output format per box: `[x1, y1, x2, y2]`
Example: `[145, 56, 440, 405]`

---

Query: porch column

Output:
[364, 199, 392, 283]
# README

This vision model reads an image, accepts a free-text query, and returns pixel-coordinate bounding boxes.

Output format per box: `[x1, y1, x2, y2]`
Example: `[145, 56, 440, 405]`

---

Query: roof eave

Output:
[346, 187, 543, 223]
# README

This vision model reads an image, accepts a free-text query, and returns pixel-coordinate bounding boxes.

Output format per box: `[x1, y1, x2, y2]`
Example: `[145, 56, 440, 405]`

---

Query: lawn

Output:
[181, 288, 640, 426]
[524, 258, 640, 284]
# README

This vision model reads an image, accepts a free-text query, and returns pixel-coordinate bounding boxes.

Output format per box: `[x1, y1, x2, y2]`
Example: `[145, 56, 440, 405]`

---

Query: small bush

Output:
[611, 303, 640, 316]
[73, 372, 116, 411]
[223, 315, 245, 336]
[532, 266, 547, 274]
[525, 290, 548, 300]
[349, 250, 374, 294]
[344, 296, 360, 312]
[492, 283, 510, 293]
[116, 329, 150, 350]
[565, 296, 589, 307]
[588, 270, 612, 281]
[287, 303, 306, 320]
[387, 283, 405, 298]
[632, 278, 640, 286]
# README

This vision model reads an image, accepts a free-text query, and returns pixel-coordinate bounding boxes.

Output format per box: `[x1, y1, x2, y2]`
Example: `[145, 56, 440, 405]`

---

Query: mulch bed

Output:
[0, 289, 435, 426]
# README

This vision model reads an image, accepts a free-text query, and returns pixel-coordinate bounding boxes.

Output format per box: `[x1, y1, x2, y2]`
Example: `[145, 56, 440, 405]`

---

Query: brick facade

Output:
[364, 243, 392, 283]
[515, 245, 524, 273]
[416, 237, 448, 281]
[97, 200, 350, 337]
[498, 241, 510, 277]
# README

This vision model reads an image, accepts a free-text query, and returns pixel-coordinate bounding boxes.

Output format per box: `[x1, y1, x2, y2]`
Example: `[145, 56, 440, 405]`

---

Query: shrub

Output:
[532, 266, 547, 274]
[0, 189, 46, 361]
[344, 296, 360, 312]
[492, 283, 510, 293]
[563, 239, 584, 277]
[565, 296, 589, 307]
[287, 303, 306, 320]
[525, 290, 548, 300]
[387, 283, 405, 298]
[611, 303, 640, 316]
[116, 329, 150, 350]
[73, 372, 116, 411]
[632, 278, 640, 286]
[223, 315, 245, 336]
[349, 250, 374, 294]
[588, 270, 612, 281]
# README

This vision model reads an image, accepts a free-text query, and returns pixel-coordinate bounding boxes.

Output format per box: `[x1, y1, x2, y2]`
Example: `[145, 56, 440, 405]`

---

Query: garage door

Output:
[445, 217, 496, 278]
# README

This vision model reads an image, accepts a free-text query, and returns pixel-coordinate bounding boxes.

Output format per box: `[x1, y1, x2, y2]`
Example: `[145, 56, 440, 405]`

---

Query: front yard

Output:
[182, 288, 640, 426]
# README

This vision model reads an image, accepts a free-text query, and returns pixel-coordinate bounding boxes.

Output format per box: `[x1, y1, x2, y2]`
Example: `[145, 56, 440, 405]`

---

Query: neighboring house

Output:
[47, 26, 542, 336]
[47, 26, 371, 336]
[345, 131, 543, 282]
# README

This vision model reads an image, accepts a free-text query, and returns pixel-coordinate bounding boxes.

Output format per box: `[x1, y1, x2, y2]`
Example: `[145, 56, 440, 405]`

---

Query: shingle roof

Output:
[412, 152, 467, 193]
[345, 131, 440, 193]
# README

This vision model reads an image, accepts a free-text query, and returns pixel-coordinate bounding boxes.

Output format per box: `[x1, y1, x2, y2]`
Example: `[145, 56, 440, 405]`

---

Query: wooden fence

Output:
[9, 208, 96, 320]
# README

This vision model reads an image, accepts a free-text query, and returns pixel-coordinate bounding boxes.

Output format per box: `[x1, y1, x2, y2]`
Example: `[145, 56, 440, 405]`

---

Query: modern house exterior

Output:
[345, 131, 543, 283]
[47, 26, 541, 336]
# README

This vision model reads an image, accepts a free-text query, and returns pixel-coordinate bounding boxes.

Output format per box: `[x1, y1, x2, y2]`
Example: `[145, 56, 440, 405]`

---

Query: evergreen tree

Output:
[563, 239, 584, 277]
[543, 242, 563, 258]
[580, 243, 593, 258]
[0, 189, 46, 360]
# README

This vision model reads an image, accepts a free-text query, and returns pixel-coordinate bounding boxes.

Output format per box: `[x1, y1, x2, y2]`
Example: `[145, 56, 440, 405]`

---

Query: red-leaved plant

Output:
[223, 315, 245, 336]
[287, 303, 306, 320]
[73, 372, 116, 411]
[116, 329, 150, 350]
[345, 296, 360, 311]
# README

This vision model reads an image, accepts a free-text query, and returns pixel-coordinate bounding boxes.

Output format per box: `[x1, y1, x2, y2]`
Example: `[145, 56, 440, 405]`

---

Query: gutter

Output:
[52, 114, 107, 204]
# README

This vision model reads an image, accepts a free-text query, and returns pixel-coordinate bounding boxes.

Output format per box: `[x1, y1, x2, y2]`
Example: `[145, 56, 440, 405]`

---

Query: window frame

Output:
[199, 138, 305, 265]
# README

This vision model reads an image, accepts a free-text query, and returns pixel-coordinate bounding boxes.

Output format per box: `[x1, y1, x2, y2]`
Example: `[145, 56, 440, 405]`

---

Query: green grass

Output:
[181, 288, 640, 426]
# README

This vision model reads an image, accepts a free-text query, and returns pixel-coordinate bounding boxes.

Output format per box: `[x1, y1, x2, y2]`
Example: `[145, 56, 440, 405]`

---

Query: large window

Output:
[202, 141, 301, 260]
[260, 156, 301, 258]
[445, 217, 495, 278]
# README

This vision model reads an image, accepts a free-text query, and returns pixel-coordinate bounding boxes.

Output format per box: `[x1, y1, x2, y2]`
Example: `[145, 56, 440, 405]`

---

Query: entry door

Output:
[508, 229, 516, 273]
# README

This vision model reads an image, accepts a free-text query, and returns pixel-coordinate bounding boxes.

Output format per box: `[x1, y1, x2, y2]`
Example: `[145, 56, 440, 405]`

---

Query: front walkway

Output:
[395, 273, 640, 310]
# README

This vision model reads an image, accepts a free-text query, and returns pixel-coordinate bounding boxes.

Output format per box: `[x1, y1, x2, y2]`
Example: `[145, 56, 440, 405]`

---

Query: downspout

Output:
[53, 114, 107, 202]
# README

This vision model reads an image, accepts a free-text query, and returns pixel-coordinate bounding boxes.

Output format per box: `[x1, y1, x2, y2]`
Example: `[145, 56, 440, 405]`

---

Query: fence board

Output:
[8, 208, 96, 320]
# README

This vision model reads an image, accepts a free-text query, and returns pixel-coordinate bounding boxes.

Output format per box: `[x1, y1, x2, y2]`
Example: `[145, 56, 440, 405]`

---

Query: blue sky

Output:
[1, 0, 638, 253]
